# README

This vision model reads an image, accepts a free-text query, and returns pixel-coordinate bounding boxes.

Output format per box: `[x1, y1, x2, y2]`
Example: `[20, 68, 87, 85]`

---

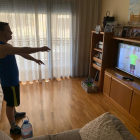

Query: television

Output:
[116, 43, 140, 78]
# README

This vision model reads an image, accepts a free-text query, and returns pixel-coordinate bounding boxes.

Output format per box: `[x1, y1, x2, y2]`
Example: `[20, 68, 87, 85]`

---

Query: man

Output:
[0, 22, 51, 135]
[125, 50, 140, 75]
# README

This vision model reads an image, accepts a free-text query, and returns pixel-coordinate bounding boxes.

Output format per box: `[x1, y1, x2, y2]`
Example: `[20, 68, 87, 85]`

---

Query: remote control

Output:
[122, 77, 134, 81]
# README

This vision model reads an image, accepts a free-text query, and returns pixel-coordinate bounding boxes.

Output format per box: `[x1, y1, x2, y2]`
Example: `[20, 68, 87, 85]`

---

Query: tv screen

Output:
[116, 43, 140, 78]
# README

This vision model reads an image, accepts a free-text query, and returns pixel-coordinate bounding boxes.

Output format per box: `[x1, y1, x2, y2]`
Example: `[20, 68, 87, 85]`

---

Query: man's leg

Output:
[2, 85, 21, 134]
[14, 107, 16, 115]
[13, 84, 26, 119]
[14, 107, 17, 116]
[6, 106, 14, 122]
[6, 105, 21, 134]
[6, 106, 15, 129]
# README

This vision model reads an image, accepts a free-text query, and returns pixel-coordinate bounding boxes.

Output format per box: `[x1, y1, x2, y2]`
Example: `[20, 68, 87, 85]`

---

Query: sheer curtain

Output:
[0, 0, 101, 83]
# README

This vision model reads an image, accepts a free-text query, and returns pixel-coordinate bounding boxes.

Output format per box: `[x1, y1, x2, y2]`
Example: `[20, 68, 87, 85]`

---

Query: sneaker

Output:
[10, 125, 21, 135]
[15, 112, 26, 119]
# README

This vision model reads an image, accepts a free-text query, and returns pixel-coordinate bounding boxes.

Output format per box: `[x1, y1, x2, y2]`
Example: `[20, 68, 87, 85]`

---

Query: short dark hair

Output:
[0, 22, 9, 31]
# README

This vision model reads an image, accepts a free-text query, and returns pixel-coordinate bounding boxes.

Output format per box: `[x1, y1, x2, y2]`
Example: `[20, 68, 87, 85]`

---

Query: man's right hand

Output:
[40, 46, 51, 52]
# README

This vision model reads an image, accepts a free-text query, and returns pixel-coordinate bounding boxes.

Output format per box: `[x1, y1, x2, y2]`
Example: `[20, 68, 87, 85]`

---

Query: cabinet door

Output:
[130, 90, 140, 122]
[103, 73, 111, 96]
[110, 77, 133, 112]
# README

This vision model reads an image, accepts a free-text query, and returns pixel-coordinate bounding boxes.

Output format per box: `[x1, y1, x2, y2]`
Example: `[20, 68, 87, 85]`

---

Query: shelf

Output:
[92, 31, 104, 34]
[93, 57, 102, 64]
[92, 63, 101, 71]
[89, 31, 114, 92]
[100, 32, 104, 34]
[94, 48, 103, 53]
[112, 37, 140, 44]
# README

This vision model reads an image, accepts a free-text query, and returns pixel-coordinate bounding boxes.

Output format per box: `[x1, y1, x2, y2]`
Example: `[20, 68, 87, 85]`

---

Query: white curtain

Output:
[0, 0, 101, 83]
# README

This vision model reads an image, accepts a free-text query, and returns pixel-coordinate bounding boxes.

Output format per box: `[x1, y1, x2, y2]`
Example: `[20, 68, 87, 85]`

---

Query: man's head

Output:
[0, 22, 12, 42]
[133, 50, 136, 55]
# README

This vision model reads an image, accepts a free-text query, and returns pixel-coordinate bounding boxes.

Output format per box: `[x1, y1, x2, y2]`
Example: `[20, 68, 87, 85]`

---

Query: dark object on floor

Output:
[10, 125, 21, 135]
[15, 112, 26, 119]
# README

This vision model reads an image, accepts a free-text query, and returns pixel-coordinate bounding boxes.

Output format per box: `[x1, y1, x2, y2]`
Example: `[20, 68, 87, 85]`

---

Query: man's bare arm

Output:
[0, 44, 51, 55]
[18, 54, 45, 65]
[18, 54, 36, 61]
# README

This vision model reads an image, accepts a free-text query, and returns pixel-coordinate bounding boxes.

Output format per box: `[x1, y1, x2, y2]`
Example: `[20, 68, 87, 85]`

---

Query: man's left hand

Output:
[35, 60, 45, 65]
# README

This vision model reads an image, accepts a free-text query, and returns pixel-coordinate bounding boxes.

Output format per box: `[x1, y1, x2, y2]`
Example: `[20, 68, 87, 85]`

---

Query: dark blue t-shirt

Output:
[0, 41, 19, 87]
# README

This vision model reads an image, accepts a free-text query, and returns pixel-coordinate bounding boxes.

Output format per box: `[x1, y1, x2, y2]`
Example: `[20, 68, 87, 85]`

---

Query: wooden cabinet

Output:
[103, 73, 111, 96]
[103, 68, 140, 127]
[110, 77, 133, 112]
[130, 90, 140, 122]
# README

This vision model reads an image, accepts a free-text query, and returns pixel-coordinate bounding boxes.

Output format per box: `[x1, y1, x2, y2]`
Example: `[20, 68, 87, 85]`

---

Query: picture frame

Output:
[130, 28, 140, 39]
[126, 27, 132, 38]
[122, 26, 130, 37]
[114, 26, 123, 37]
[128, 0, 140, 25]
[105, 25, 112, 32]
[95, 25, 102, 34]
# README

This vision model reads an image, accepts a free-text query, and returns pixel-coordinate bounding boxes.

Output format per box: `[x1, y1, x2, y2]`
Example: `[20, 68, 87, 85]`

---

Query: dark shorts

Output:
[130, 64, 135, 70]
[2, 84, 20, 107]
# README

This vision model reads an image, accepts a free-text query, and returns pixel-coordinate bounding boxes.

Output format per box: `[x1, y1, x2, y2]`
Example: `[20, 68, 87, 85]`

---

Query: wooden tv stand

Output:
[103, 67, 140, 128]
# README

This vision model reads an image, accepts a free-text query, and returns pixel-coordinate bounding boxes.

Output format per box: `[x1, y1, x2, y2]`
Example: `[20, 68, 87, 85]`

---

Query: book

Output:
[99, 44, 103, 49]
[99, 41, 103, 45]
[95, 71, 99, 82]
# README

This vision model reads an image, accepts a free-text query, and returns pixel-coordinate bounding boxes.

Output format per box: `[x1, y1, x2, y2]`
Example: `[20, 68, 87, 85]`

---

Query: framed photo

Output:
[95, 25, 101, 34]
[114, 26, 123, 37]
[122, 27, 130, 37]
[130, 28, 140, 39]
[105, 25, 112, 32]
[126, 27, 132, 38]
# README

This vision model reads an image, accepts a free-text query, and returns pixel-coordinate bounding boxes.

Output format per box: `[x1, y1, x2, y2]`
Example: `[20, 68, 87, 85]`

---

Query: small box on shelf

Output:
[95, 41, 103, 50]
[94, 52, 102, 60]
[81, 81, 98, 93]
[94, 70, 100, 82]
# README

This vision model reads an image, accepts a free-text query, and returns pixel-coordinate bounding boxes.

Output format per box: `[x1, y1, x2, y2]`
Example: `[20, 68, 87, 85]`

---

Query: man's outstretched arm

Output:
[0, 44, 51, 56]
[18, 54, 45, 65]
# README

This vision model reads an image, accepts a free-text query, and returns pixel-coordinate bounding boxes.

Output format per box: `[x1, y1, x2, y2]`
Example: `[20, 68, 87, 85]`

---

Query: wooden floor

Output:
[0, 77, 140, 140]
